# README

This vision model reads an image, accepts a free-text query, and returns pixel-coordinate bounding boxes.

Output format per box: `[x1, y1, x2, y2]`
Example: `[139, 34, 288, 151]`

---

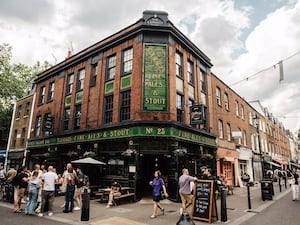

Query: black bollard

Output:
[81, 187, 90, 221]
[247, 183, 251, 209]
[176, 213, 195, 225]
[220, 188, 227, 222]
[279, 177, 282, 192]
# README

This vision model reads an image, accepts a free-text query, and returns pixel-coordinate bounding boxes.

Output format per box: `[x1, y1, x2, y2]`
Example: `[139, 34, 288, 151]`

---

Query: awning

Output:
[274, 159, 288, 165]
[267, 161, 281, 168]
[289, 162, 300, 169]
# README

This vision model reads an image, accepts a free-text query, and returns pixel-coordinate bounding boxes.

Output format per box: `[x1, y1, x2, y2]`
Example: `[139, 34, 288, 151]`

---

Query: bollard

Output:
[220, 188, 227, 222]
[81, 187, 90, 221]
[176, 213, 195, 225]
[247, 183, 251, 209]
[279, 177, 282, 192]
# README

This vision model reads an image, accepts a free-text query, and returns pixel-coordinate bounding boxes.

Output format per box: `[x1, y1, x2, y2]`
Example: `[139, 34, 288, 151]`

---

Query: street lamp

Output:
[253, 115, 265, 179]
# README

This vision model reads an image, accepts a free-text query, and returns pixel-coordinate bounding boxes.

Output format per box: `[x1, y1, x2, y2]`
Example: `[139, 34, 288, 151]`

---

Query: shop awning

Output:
[289, 162, 300, 169]
[274, 159, 288, 165]
[267, 161, 281, 168]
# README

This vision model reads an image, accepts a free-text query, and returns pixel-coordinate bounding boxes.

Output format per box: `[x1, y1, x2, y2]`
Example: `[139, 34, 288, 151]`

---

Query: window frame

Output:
[176, 93, 184, 122]
[106, 55, 116, 81]
[47, 81, 55, 102]
[74, 104, 81, 129]
[176, 51, 183, 78]
[187, 60, 194, 85]
[63, 108, 70, 131]
[38, 86, 46, 105]
[90, 63, 98, 87]
[119, 90, 131, 122]
[35, 116, 42, 137]
[122, 48, 133, 75]
[224, 93, 229, 111]
[76, 69, 86, 91]
[216, 87, 221, 106]
[104, 95, 114, 124]
[66, 73, 74, 95]
[218, 119, 224, 139]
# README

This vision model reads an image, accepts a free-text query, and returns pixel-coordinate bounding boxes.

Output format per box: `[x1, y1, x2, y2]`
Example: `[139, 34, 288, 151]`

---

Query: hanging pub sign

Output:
[190, 105, 204, 124]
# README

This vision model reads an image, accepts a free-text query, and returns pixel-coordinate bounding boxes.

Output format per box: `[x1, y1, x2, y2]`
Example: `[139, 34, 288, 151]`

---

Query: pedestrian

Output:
[13, 166, 29, 213]
[38, 166, 58, 217]
[25, 170, 41, 215]
[106, 179, 122, 208]
[31, 164, 44, 213]
[74, 167, 85, 210]
[0, 166, 6, 183]
[289, 168, 299, 201]
[149, 170, 168, 219]
[63, 167, 77, 213]
[178, 168, 197, 215]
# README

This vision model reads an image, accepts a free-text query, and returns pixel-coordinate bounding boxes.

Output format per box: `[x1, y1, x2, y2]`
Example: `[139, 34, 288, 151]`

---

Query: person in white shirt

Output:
[38, 166, 58, 217]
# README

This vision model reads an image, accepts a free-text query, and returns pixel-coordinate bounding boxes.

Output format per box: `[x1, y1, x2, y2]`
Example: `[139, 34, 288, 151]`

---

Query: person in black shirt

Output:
[106, 180, 121, 208]
[13, 166, 29, 212]
[291, 168, 299, 201]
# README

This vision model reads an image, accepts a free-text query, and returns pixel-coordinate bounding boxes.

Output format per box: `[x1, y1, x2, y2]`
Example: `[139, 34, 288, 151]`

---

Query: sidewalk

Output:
[0, 182, 291, 225]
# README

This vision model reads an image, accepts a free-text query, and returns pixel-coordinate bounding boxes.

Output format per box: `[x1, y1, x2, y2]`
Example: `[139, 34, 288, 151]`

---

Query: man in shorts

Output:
[178, 168, 197, 214]
[14, 166, 29, 213]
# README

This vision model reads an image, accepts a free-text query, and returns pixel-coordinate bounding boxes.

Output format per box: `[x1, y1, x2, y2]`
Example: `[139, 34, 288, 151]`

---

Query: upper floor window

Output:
[74, 104, 81, 129]
[243, 130, 247, 146]
[104, 95, 114, 124]
[241, 105, 245, 119]
[77, 69, 85, 91]
[12, 129, 17, 147]
[106, 55, 116, 80]
[235, 101, 239, 116]
[21, 127, 26, 147]
[122, 48, 133, 74]
[176, 52, 183, 78]
[216, 87, 221, 106]
[24, 102, 30, 116]
[16, 105, 22, 119]
[238, 128, 242, 145]
[176, 93, 184, 122]
[224, 93, 229, 110]
[63, 108, 70, 131]
[119, 91, 131, 121]
[226, 123, 231, 141]
[38, 86, 46, 105]
[200, 70, 206, 92]
[66, 74, 74, 95]
[218, 119, 223, 139]
[34, 116, 41, 137]
[47, 82, 55, 102]
[187, 61, 194, 84]
[90, 64, 98, 86]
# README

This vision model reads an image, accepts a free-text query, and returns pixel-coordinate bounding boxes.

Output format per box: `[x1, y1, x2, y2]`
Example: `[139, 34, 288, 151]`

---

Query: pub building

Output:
[26, 10, 217, 201]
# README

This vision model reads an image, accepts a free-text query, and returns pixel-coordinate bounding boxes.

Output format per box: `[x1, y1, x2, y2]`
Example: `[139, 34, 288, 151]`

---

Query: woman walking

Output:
[25, 170, 41, 215]
[63, 167, 77, 213]
[149, 170, 168, 219]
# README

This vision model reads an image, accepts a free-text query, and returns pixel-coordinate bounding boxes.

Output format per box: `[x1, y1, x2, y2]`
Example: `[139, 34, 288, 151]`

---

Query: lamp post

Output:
[254, 115, 265, 180]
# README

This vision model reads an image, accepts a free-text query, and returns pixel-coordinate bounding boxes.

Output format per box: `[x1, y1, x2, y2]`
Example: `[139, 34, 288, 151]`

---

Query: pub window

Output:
[224, 93, 229, 111]
[104, 95, 113, 124]
[21, 127, 26, 147]
[74, 104, 81, 129]
[218, 119, 223, 139]
[47, 81, 55, 102]
[90, 63, 98, 86]
[35, 116, 41, 137]
[122, 48, 133, 75]
[216, 87, 221, 106]
[77, 69, 85, 91]
[106, 55, 116, 80]
[16, 105, 22, 119]
[120, 91, 131, 121]
[38, 86, 46, 105]
[176, 93, 184, 122]
[66, 73, 74, 95]
[63, 108, 70, 131]
[24, 102, 30, 116]
[187, 60, 194, 84]
[12, 129, 17, 148]
[176, 51, 183, 78]
[226, 123, 231, 141]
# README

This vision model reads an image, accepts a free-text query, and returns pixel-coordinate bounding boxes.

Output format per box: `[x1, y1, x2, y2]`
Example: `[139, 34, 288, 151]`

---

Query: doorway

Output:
[136, 154, 169, 198]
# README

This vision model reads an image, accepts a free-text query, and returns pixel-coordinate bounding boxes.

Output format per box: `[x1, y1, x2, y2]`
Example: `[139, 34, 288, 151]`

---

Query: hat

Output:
[200, 166, 207, 170]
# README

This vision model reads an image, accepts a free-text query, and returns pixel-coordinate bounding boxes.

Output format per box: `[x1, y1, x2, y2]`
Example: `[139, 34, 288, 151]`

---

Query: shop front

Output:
[237, 147, 253, 186]
[27, 122, 216, 201]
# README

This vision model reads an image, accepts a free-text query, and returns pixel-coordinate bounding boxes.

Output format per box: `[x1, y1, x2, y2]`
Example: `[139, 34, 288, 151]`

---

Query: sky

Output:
[0, 0, 299, 134]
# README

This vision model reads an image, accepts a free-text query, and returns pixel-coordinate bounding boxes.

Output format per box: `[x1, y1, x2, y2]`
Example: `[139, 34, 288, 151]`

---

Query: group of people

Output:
[2, 162, 88, 217]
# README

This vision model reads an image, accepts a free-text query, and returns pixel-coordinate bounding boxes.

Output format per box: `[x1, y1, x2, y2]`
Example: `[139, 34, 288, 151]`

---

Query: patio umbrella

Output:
[71, 157, 106, 165]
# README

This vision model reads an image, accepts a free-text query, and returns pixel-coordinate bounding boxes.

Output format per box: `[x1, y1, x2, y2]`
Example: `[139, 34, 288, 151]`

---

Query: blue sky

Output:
[0, 0, 299, 133]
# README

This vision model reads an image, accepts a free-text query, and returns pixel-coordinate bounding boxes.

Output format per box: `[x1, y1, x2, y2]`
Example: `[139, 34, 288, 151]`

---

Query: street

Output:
[241, 192, 300, 225]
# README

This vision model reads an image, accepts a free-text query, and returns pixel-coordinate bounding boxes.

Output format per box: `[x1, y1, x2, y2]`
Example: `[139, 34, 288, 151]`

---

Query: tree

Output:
[0, 43, 51, 148]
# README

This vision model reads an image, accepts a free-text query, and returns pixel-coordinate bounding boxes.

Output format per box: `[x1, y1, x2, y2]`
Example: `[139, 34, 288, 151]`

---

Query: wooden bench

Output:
[96, 187, 135, 204]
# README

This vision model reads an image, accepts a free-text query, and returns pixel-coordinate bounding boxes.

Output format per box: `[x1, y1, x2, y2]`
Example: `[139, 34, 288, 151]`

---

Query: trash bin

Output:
[261, 179, 273, 201]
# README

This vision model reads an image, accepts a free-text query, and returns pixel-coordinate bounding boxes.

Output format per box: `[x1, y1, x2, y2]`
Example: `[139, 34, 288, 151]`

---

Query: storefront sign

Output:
[190, 105, 204, 124]
[143, 44, 168, 111]
[28, 126, 216, 148]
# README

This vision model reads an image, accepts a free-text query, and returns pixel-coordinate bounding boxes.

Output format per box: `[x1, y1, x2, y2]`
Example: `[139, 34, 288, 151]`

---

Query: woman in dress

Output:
[149, 170, 168, 218]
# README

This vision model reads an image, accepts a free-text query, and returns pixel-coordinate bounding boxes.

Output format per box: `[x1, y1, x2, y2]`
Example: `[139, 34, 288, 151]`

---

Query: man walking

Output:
[178, 168, 197, 214]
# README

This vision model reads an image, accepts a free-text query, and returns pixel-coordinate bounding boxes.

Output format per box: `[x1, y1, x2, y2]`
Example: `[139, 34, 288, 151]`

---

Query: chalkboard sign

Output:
[191, 179, 215, 223]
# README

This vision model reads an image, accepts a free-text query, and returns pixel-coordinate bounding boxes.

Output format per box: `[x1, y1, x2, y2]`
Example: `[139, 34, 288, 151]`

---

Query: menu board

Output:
[191, 179, 214, 223]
